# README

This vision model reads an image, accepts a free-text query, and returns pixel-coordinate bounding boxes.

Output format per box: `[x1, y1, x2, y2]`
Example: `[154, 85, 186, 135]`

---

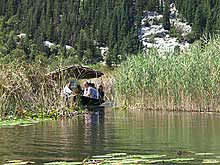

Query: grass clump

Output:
[0, 59, 61, 119]
[114, 38, 220, 112]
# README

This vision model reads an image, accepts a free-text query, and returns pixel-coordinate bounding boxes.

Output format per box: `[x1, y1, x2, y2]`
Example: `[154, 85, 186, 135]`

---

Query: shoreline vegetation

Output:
[1, 38, 220, 121]
[0, 56, 113, 121]
[0, 58, 61, 120]
[114, 38, 220, 112]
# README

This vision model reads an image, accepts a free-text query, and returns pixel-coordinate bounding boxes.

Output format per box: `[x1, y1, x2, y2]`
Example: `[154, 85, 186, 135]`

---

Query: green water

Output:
[0, 110, 220, 164]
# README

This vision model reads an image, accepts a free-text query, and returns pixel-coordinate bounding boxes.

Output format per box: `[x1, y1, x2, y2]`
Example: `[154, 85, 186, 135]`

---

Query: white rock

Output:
[65, 45, 73, 50]
[100, 47, 109, 57]
[43, 41, 55, 48]
[139, 3, 192, 53]
[17, 33, 26, 39]
[146, 43, 154, 48]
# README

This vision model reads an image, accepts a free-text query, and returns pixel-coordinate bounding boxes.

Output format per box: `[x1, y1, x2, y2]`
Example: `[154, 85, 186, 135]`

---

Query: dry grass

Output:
[0, 59, 60, 118]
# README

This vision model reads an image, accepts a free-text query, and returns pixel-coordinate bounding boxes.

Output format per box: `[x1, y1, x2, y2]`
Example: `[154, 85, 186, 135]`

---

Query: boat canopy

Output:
[47, 65, 104, 80]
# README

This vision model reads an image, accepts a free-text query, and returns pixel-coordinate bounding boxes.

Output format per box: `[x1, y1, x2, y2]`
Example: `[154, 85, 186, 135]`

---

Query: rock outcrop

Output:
[140, 3, 192, 53]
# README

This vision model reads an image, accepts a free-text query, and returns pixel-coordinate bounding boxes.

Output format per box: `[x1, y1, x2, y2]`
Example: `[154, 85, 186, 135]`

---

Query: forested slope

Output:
[175, 0, 220, 39]
[0, 0, 219, 66]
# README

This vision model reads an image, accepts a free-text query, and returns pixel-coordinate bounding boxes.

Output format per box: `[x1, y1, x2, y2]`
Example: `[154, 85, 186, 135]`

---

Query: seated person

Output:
[83, 81, 98, 99]
[98, 85, 105, 102]
[62, 82, 73, 107]
[63, 82, 73, 99]
[80, 81, 101, 106]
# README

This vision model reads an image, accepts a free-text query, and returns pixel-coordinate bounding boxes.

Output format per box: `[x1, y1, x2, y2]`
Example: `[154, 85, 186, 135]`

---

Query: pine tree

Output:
[193, 5, 206, 38]
[162, 0, 170, 30]
[7, 31, 16, 51]
[77, 29, 88, 60]
[135, 0, 143, 28]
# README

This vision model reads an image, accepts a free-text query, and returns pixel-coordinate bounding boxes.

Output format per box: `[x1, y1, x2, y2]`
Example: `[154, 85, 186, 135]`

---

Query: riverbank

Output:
[0, 56, 112, 120]
[2, 37, 220, 118]
[0, 59, 61, 119]
[114, 38, 220, 112]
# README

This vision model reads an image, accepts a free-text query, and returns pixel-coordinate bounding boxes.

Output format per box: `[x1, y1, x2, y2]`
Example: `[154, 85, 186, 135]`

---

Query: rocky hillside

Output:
[140, 3, 192, 53]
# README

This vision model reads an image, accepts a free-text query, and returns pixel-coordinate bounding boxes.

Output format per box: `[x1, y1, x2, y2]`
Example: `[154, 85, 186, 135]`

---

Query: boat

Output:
[47, 65, 105, 108]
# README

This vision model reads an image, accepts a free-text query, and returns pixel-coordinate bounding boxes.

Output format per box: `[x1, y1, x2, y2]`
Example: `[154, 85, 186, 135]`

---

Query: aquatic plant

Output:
[5, 151, 218, 165]
[3, 160, 35, 165]
[43, 152, 220, 164]
[114, 38, 220, 112]
[0, 58, 61, 118]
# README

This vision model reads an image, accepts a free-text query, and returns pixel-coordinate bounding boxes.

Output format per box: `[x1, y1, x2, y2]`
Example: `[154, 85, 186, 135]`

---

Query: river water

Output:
[0, 109, 220, 164]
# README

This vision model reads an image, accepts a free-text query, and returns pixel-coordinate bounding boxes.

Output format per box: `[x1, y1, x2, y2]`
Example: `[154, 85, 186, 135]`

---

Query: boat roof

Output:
[47, 65, 104, 80]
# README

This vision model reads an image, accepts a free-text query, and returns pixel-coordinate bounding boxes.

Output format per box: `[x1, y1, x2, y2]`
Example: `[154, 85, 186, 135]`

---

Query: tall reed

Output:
[0, 59, 60, 118]
[114, 38, 220, 112]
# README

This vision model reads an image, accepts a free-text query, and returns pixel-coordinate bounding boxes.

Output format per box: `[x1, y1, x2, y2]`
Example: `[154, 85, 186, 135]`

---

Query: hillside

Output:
[0, 0, 219, 66]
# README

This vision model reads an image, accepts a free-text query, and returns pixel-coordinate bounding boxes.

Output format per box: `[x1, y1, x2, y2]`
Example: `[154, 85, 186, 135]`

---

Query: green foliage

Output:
[0, 0, 148, 65]
[162, 0, 171, 30]
[175, 0, 220, 39]
[114, 38, 220, 111]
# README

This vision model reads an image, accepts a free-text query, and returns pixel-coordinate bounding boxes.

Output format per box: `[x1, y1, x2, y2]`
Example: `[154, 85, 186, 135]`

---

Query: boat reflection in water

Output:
[83, 107, 106, 156]
[84, 107, 105, 125]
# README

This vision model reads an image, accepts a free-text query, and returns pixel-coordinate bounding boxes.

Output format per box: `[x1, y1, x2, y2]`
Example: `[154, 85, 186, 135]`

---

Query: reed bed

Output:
[0, 59, 60, 118]
[114, 38, 220, 112]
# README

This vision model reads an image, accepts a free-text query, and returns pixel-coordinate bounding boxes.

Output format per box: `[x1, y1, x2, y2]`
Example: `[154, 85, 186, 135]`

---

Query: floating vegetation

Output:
[195, 153, 215, 156]
[44, 162, 82, 165]
[167, 158, 195, 162]
[106, 153, 127, 157]
[92, 155, 113, 159]
[43, 152, 220, 165]
[0, 119, 41, 127]
[202, 159, 220, 164]
[4, 160, 35, 165]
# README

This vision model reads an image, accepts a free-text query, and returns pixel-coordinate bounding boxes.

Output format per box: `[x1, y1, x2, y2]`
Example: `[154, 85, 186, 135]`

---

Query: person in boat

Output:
[98, 85, 105, 103]
[63, 82, 73, 107]
[83, 81, 98, 99]
[81, 81, 101, 106]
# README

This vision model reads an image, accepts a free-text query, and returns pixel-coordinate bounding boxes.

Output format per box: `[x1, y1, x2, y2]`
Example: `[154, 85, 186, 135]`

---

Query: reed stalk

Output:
[0, 59, 61, 118]
[114, 38, 220, 112]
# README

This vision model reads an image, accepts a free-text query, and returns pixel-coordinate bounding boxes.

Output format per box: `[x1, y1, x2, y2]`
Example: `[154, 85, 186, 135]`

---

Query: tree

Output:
[162, 0, 170, 30]
[135, 0, 143, 28]
[6, 31, 16, 51]
[192, 5, 205, 38]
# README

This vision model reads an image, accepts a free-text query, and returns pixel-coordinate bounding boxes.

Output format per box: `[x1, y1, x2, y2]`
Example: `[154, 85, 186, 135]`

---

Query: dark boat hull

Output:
[83, 105, 105, 113]
[74, 95, 104, 106]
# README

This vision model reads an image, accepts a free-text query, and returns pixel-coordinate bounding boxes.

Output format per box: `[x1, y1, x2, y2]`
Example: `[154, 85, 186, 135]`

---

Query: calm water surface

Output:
[0, 109, 220, 164]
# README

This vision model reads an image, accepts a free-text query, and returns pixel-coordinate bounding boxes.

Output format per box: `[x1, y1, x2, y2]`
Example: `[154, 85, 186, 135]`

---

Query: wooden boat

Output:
[47, 65, 105, 109]
[73, 95, 105, 111]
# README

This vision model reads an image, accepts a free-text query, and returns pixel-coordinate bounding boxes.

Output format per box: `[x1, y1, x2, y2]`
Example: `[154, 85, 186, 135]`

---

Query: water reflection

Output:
[0, 110, 220, 164]
[83, 111, 105, 156]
